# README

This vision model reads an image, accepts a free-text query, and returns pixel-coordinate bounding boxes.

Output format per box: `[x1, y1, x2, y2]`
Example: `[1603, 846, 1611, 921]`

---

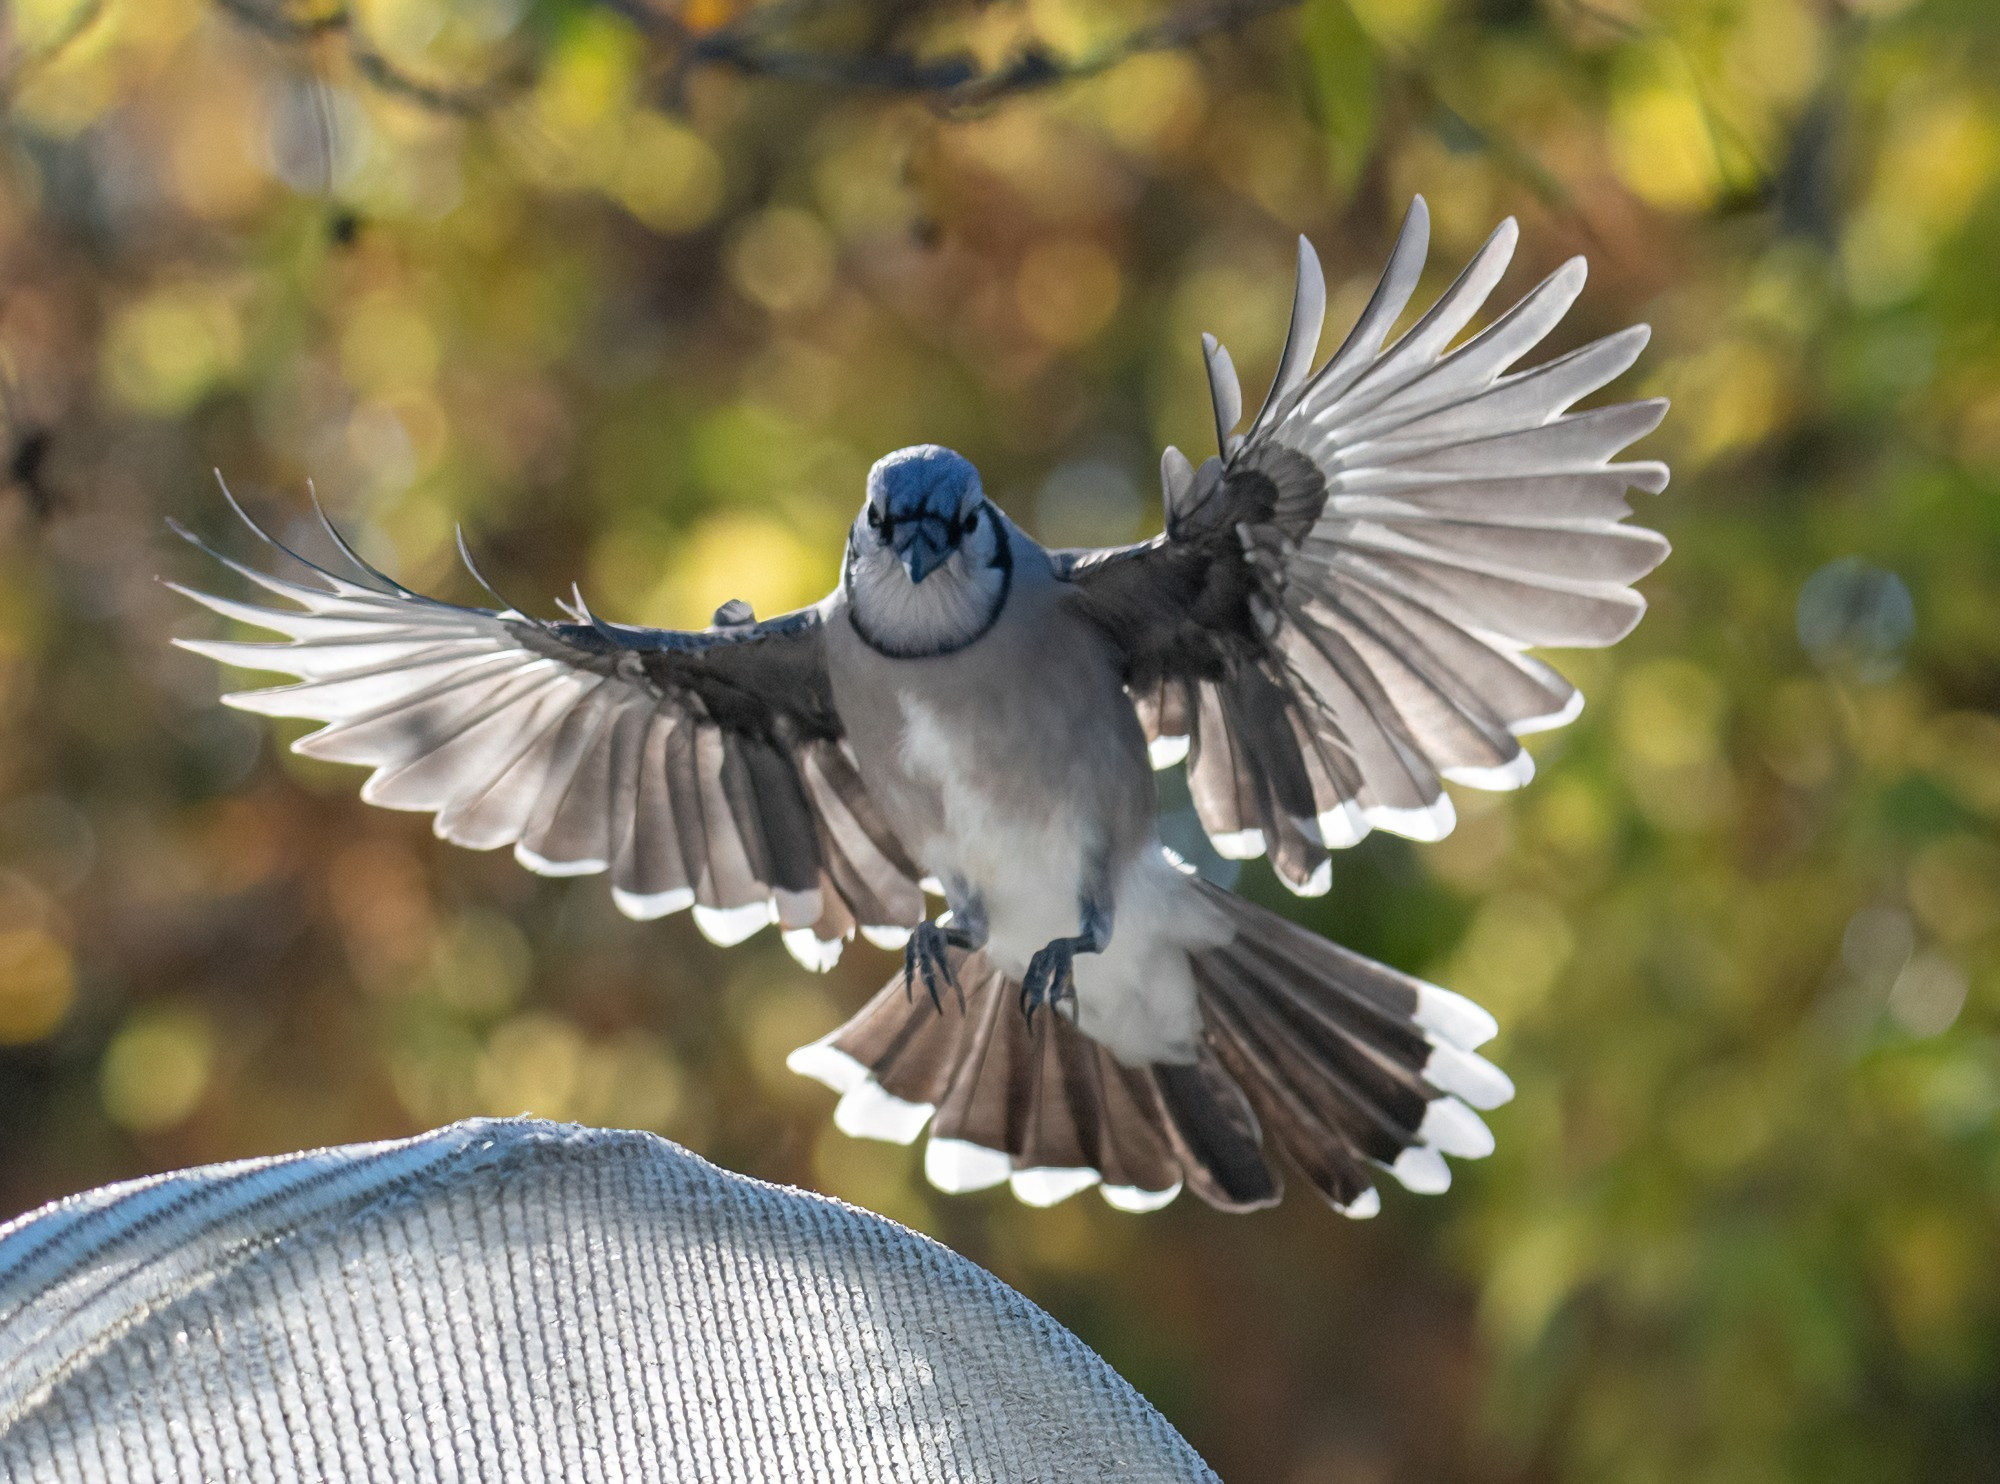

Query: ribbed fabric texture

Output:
[0, 1119, 1215, 1482]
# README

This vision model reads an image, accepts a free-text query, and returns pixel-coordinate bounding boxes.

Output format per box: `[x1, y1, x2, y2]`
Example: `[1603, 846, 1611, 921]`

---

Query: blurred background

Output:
[1, 0, 1997, 1476]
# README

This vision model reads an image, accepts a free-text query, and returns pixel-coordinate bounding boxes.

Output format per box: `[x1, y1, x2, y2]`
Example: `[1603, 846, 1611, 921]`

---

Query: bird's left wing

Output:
[171, 499, 924, 969]
[1057, 197, 1669, 894]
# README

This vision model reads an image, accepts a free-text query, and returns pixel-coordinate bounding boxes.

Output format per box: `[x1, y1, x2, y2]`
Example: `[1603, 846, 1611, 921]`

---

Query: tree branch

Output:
[207, 0, 1301, 117]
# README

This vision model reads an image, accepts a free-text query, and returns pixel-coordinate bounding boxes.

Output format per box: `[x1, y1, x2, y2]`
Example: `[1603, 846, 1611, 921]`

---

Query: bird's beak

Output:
[895, 523, 950, 584]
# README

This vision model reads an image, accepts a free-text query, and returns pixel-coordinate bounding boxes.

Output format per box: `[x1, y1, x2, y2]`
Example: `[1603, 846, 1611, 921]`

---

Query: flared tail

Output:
[790, 880, 1511, 1215]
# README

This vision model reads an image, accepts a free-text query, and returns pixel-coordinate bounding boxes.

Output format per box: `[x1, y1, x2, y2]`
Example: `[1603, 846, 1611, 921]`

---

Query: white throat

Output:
[845, 523, 1011, 659]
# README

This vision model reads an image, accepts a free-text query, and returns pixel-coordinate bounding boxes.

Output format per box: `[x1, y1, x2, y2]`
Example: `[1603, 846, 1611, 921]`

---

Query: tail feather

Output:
[789, 878, 1512, 1217]
[1148, 1057, 1282, 1211]
[1208, 937, 1433, 1150]
[926, 959, 1031, 1155]
[1200, 952, 1402, 1208]
[823, 964, 976, 1110]
[1201, 1006, 1376, 1209]
[1091, 1062, 1182, 1202]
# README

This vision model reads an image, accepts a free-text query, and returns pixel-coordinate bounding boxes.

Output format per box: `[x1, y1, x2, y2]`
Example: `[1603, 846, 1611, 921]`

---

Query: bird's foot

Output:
[903, 919, 960, 1011]
[1019, 939, 1079, 1025]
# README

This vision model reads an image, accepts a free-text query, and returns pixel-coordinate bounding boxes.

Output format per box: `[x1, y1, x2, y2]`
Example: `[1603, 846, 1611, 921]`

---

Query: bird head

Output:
[861, 445, 987, 586]
[846, 445, 1011, 658]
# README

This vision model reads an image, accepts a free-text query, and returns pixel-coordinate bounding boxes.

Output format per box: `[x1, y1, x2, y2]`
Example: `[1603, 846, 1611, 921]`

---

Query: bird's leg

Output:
[1021, 896, 1113, 1025]
[941, 889, 988, 954]
[903, 885, 987, 1012]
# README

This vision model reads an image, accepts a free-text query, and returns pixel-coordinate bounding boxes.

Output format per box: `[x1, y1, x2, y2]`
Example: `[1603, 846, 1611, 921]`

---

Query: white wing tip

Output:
[514, 844, 608, 878]
[1318, 801, 1369, 849]
[1440, 750, 1535, 791]
[859, 923, 913, 951]
[1417, 1096, 1496, 1160]
[786, 1038, 868, 1096]
[833, 1080, 933, 1145]
[691, 900, 777, 946]
[781, 927, 845, 973]
[1424, 1041, 1516, 1111]
[1148, 734, 1191, 769]
[612, 886, 695, 921]
[924, 1138, 1012, 1195]
[1282, 857, 1333, 897]
[1390, 1144, 1452, 1195]
[176, 636, 300, 674]
[1009, 1166, 1100, 1208]
[1337, 1186, 1381, 1219]
[1414, 982, 1499, 1051]
[1511, 687, 1585, 736]
[1211, 827, 1266, 861]
[1363, 795, 1456, 842]
[1101, 1181, 1182, 1214]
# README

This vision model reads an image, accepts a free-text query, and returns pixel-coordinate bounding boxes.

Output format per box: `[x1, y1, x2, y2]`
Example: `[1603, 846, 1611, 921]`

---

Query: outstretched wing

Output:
[171, 497, 924, 970]
[1058, 196, 1670, 894]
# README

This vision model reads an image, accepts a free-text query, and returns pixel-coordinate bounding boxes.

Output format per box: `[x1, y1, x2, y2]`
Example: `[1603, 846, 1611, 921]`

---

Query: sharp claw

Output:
[1017, 938, 1082, 1025]
[903, 920, 960, 1014]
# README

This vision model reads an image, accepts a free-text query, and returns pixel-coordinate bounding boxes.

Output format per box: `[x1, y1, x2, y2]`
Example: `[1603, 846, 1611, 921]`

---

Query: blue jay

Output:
[174, 199, 1668, 1216]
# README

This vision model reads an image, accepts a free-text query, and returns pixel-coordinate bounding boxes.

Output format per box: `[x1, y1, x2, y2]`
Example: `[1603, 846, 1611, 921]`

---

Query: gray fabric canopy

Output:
[0, 1119, 1215, 1481]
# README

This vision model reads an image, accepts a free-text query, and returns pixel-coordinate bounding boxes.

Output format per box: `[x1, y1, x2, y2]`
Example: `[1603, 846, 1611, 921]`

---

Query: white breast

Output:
[898, 694, 1087, 975]
[898, 694, 1231, 1066]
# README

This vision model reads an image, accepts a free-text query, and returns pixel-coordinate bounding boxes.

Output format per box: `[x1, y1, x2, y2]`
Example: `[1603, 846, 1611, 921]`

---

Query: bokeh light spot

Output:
[1888, 954, 1969, 1038]
[477, 1012, 585, 1118]
[1610, 79, 1722, 212]
[101, 1007, 216, 1132]
[1797, 559, 1915, 681]
[340, 292, 442, 398]
[645, 512, 829, 631]
[0, 928, 75, 1044]
[103, 286, 245, 416]
[729, 208, 837, 314]
[616, 114, 724, 234]
[427, 909, 532, 1017]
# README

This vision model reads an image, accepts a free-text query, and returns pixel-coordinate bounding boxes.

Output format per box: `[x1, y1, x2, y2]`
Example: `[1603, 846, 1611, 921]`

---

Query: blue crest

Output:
[868, 445, 980, 520]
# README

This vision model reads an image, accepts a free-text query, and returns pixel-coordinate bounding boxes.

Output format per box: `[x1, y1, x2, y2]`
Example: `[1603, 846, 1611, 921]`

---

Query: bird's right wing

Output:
[1057, 197, 1669, 894]
[171, 498, 925, 970]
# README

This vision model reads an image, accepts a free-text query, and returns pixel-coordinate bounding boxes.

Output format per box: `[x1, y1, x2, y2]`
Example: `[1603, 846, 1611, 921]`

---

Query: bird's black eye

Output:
[963, 508, 979, 533]
[866, 507, 882, 528]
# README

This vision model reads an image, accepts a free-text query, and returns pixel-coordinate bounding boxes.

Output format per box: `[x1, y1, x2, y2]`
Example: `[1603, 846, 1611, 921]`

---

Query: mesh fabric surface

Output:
[0, 1118, 1215, 1482]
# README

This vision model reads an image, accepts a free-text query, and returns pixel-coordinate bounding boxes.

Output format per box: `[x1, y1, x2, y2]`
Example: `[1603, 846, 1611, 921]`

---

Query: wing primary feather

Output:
[1327, 216, 1519, 419]
[167, 519, 394, 615]
[1202, 334, 1244, 458]
[1356, 257, 1592, 426]
[208, 471, 388, 601]
[308, 481, 428, 603]
[1160, 446, 1197, 527]
[1302, 196, 1431, 407]
[454, 525, 539, 624]
[1247, 235, 1328, 439]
